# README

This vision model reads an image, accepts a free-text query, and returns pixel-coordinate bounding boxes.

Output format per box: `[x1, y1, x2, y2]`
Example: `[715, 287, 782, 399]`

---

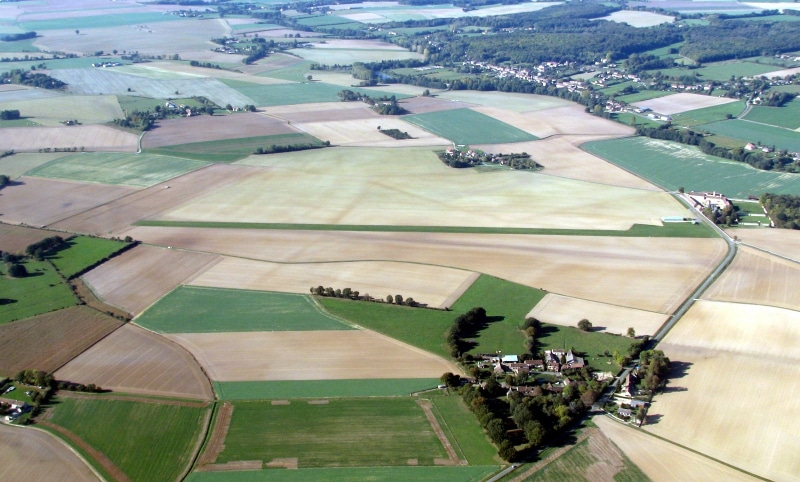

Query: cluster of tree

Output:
[13, 369, 53, 389]
[377, 128, 413, 140]
[310, 285, 419, 306]
[762, 91, 796, 107]
[25, 236, 68, 260]
[337, 90, 408, 115]
[113, 110, 155, 131]
[0, 173, 9, 188]
[55, 381, 103, 393]
[637, 349, 670, 397]
[253, 141, 329, 155]
[438, 148, 542, 170]
[761, 193, 800, 229]
[461, 382, 519, 461]
[521, 317, 540, 356]
[243, 39, 272, 65]
[188, 60, 222, 69]
[703, 203, 739, 227]
[446, 307, 488, 358]
[37, 146, 84, 153]
[622, 53, 675, 73]
[0, 69, 65, 89]
[0, 31, 36, 42]
[680, 20, 800, 63]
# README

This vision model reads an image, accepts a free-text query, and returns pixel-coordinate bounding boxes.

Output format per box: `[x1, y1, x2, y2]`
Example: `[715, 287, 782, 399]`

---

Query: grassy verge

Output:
[427, 394, 497, 465]
[214, 379, 440, 400]
[0, 259, 77, 325]
[185, 466, 499, 482]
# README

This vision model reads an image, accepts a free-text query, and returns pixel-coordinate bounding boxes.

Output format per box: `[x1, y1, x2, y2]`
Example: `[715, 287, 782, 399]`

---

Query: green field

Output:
[0, 56, 128, 75]
[522, 436, 650, 481]
[135, 287, 352, 333]
[583, 136, 800, 198]
[146, 133, 325, 163]
[671, 101, 747, 127]
[295, 15, 362, 27]
[213, 378, 440, 400]
[19, 12, 186, 31]
[256, 60, 315, 82]
[220, 79, 408, 106]
[650, 61, 777, 82]
[217, 398, 448, 467]
[48, 236, 129, 278]
[26, 152, 209, 187]
[770, 84, 800, 94]
[117, 95, 208, 114]
[45, 396, 208, 482]
[615, 90, 673, 103]
[743, 99, 800, 129]
[701, 119, 800, 152]
[186, 466, 499, 482]
[403, 108, 538, 145]
[536, 324, 634, 372]
[428, 395, 497, 465]
[0, 260, 77, 324]
[0, 38, 39, 52]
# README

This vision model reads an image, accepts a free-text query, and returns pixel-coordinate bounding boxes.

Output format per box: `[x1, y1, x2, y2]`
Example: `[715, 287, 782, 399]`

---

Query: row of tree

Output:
[310, 286, 419, 306]
[253, 141, 328, 155]
[446, 307, 488, 358]
[438, 149, 541, 170]
[0, 69, 65, 89]
[761, 193, 800, 229]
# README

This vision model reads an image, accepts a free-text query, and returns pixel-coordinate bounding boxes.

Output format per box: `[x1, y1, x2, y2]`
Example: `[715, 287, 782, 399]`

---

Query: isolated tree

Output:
[7, 263, 27, 278]
[404, 297, 416, 307]
[440, 372, 460, 387]
[394, 294, 403, 305]
[636, 405, 647, 426]
[75, 29, 79, 35]
[306, 74, 313, 81]
[577, 319, 592, 331]
[386, 294, 393, 304]
[626, 327, 636, 338]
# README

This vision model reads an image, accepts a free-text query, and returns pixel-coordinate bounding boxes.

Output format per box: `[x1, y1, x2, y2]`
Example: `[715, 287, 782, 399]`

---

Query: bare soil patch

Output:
[187, 257, 477, 309]
[82, 245, 220, 315]
[761, 66, 800, 79]
[309, 39, 408, 51]
[143, 113, 301, 148]
[703, 245, 800, 311]
[196, 402, 233, 468]
[585, 427, 626, 481]
[307, 400, 329, 405]
[127, 227, 726, 313]
[0, 423, 101, 481]
[509, 429, 592, 482]
[632, 93, 739, 115]
[0, 177, 136, 227]
[416, 399, 462, 466]
[645, 300, 800, 481]
[166, 329, 460, 381]
[271, 400, 290, 405]
[0, 306, 123, 375]
[70, 278, 131, 320]
[198, 460, 263, 472]
[0, 223, 55, 253]
[527, 293, 668, 336]
[0, 125, 138, 152]
[399, 96, 474, 115]
[55, 323, 214, 400]
[266, 458, 297, 469]
[726, 227, 800, 262]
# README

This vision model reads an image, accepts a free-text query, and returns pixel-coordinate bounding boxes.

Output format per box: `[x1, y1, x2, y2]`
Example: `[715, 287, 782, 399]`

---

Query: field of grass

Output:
[428, 394, 497, 465]
[135, 286, 352, 333]
[0, 38, 39, 52]
[771, 84, 800, 94]
[612, 112, 662, 129]
[701, 119, 800, 152]
[615, 90, 673, 103]
[213, 378, 440, 400]
[117, 95, 208, 114]
[523, 436, 650, 481]
[650, 61, 777, 82]
[45, 396, 207, 482]
[221, 78, 407, 106]
[583, 136, 800, 198]
[256, 60, 315, 82]
[48, 236, 129, 278]
[146, 133, 325, 163]
[218, 398, 447, 467]
[743, 99, 800, 129]
[0, 260, 77, 324]
[0, 118, 40, 127]
[18, 13, 185, 31]
[186, 466, 498, 482]
[671, 101, 747, 127]
[0, 56, 128, 74]
[404, 108, 537, 145]
[26, 152, 209, 187]
[295, 15, 362, 27]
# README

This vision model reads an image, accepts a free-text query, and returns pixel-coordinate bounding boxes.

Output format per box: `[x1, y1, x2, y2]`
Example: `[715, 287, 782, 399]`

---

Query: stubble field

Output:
[472, 104, 634, 138]
[632, 93, 739, 115]
[294, 118, 449, 147]
[727, 228, 800, 261]
[0, 95, 123, 127]
[0, 125, 138, 152]
[142, 113, 302, 148]
[0, 424, 100, 481]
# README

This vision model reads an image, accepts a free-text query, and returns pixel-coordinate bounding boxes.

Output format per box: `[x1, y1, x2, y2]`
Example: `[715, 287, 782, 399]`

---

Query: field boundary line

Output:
[738, 241, 800, 265]
[507, 428, 594, 482]
[416, 399, 463, 465]
[427, 397, 469, 464]
[195, 402, 233, 470]
[179, 403, 214, 482]
[38, 420, 131, 482]
[54, 391, 211, 408]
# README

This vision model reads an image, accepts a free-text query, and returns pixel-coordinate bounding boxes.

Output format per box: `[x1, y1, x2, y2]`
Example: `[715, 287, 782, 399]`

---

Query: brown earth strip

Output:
[509, 428, 594, 482]
[196, 402, 233, 468]
[199, 460, 263, 472]
[416, 399, 462, 466]
[37, 421, 131, 482]
[266, 458, 298, 469]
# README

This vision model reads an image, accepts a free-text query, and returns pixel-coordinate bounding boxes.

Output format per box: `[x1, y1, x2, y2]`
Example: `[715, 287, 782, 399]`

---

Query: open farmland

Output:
[55, 323, 214, 400]
[0, 259, 77, 324]
[0, 424, 101, 481]
[594, 417, 758, 482]
[260, 101, 381, 123]
[398, 96, 473, 115]
[148, 133, 326, 163]
[645, 300, 800, 481]
[727, 227, 800, 261]
[142, 113, 302, 148]
[213, 378, 442, 400]
[0, 306, 123, 375]
[651, 61, 777, 82]
[0, 224, 55, 253]
[702, 246, 800, 311]
[294, 118, 449, 147]
[0, 152, 68, 179]
[701, 119, 800, 152]
[743, 99, 800, 129]
[471, 104, 635, 138]
[117, 62, 288, 86]
[631, 93, 739, 115]
[48, 236, 128, 278]
[0, 125, 138, 152]
[0, 94, 123, 127]
[166, 329, 459, 381]
[403, 108, 537, 145]
[125, 227, 727, 314]
[135, 287, 351, 333]
[188, 258, 478, 310]
[187, 466, 497, 482]
[437, 91, 573, 113]
[671, 101, 747, 128]
[526, 293, 668, 337]
[220, 79, 407, 107]
[583, 137, 800, 197]
[287, 47, 423, 65]
[81, 245, 219, 315]
[27, 152, 209, 187]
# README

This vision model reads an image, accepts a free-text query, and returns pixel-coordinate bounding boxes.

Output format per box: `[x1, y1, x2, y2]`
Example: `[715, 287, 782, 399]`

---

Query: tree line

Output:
[253, 141, 329, 155]
[310, 285, 420, 307]
[0, 69, 65, 89]
[761, 193, 800, 229]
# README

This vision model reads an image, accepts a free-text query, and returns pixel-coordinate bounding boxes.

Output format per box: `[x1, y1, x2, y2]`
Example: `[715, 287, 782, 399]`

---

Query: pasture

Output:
[47, 235, 128, 279]
[213, 378, 441, 400]
[0, 259, 77, 324]
[436, 91, 573, 113]
[46, 396, 209, 482]
[583, 136, 800, 197]
[701, 119, 800, 152]
[0, 423, 100, 482]
[0, 94, 123, 127]
[536, 324, 634, 371]
[27, 152, 209, 187]
[187, 466, 498, 482]
[81, 245, 220, 315]
[146, 133, 323, 163]
[403, 108, 538, 145]
[0, 306, 123, 375]
[0, 125, 139, 152]
[142, 113, 302, 148]
[632, 93, 739, 115]
[216, 398, 448, 467]
[135, 287, 352, 333]
[55, 324, 215, 400]
[671, 100, 747, 127]
[615, 90, 673, 103]
[646, 300, 800, 481]
[651, 61, 777, 81]
[742, 99, 800, 129]
[220, 78, 407, 106]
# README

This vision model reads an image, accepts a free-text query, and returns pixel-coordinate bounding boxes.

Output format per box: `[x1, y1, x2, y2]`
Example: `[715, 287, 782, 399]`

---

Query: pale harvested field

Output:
[0, 125, 138, 152]
[475, 136, 658, 190]
[728, 227, 800, 262]
[0, 85, 62, 102]
[632, 93, 739, 115]
[0, 94, 123, 127]
[594, 416, 757, 482]
[472, 104, 635, 138]
[309, 39, 408, 50]
[82, 245, 220, 315]
[161, 151, 681, 230]
[51, 164, 262, 236]
[0, 152, 67, 179]
[0, 424, 101, 482]
[0, 177, 135, 227]
[437, 91, 573, 113]
[703, 246, 800, 311]
[166, 329, 460, 381]
[287, 47, 422, 66]
[143, 113, 301, 148]
[399, 96, 472, 114]
[187, 257, 477, 309]
[601, 10, 674, 27]
[760, 66, 800, 79]
[0, 223, 55, 253]
[294, 118, 450, 147]
[124, 227, 726, 313]
[363, 83, 438, 97]
[262, 101, 380, 123]
[646, 300, 800, 481]
[136, 61, 292, 85]
[56, 323, 214, 400]
[303, 71, 366, 87]
[526, 293, 668, 336]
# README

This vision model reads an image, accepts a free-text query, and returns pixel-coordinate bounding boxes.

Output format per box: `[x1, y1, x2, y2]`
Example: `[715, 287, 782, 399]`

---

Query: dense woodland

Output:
[761, 193, 800, 229]
[0, 69, 65, 89]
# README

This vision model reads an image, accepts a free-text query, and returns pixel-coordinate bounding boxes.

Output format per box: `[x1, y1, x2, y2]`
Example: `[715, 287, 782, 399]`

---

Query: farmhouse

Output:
[685, 191, 732, 211]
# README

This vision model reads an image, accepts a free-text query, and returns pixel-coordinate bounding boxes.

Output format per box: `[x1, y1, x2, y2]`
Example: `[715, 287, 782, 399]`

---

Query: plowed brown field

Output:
[0, 224, 56, 253]
[142, 113, 302, 148]
[0, 306, 123, 375]
[0, 424, 101, 481]
[55, 324, 214, 400]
